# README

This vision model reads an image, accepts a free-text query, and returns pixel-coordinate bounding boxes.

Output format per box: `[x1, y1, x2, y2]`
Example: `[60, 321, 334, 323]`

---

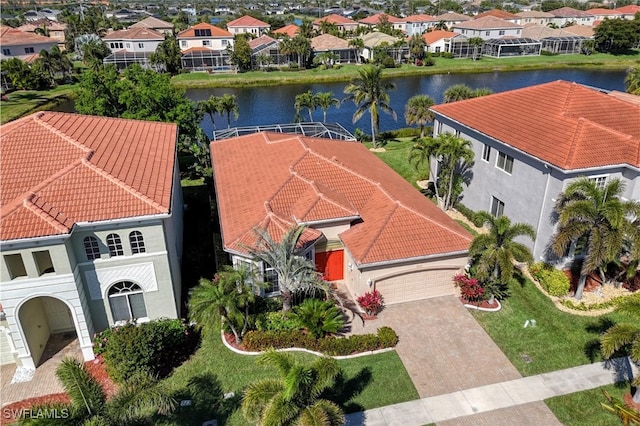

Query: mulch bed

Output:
[1, 356, 117, 425]
[459, 298, 500, 309]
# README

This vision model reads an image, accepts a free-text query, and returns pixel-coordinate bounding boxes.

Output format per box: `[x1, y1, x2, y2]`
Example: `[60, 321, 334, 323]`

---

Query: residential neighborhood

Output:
[1, 0, 640, 425]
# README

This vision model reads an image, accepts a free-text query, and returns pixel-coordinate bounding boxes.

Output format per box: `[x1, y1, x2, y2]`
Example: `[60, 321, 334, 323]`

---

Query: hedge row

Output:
[455, 203, 485, 228]
[529, 262, 571, 297]
[242, 326, 399, 356]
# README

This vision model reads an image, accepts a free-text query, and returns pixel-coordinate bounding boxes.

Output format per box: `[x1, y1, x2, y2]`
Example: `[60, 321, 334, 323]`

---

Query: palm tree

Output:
[408, 136, 440, 193]
[241, 351, 344, 426]
[18, 358, 175, 425]
[551, 178, 636, 300]
[435, 133, 474, 210]
[600, 295, 640, 404]
[468, 37, 484, 60]
[625, 67, 640, 95]
[36, 49, 56, 86]
[198, 95, 220, 137]
[294, 90, 317, 122]
[348, 37, 364, 64]
[469, 212, 536, 285]
[188, 266, 255, 343]
[248, 225, 320, 312]
[218, 94, 239, 129]
[434, 20, 448, 31]
[343, 65, 397, 148]
[314, 91, 340, 123]
[443, 84, 474, 103]
[404, 95, 435, 138]
[407, 34, 426, 61]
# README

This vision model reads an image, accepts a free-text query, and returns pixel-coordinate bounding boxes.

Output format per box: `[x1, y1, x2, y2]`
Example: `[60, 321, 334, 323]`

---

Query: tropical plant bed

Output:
[460, 297, 502, 312]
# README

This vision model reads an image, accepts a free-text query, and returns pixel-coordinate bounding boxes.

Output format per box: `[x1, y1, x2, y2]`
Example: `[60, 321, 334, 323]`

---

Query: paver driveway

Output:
[348, 295, 522, 398]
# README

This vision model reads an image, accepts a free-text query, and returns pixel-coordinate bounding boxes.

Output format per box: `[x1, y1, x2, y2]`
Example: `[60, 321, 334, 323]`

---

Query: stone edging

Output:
[220, 330, 395, 360]
[463, 300, 501, 312]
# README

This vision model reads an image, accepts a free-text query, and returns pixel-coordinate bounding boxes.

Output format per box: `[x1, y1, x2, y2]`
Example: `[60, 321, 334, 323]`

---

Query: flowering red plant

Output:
[357, 290, 384, 316]
[453, 274, 484, 302]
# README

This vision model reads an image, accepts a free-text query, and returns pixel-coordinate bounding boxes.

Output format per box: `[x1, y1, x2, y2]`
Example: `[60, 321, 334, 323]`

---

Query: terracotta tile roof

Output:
[516, 11, 554, 18]
[17, 19, 66, 32]
[615, 5, 640, 14]
[434, 12, 472, 21]
[423, 30, 457, 44]
[431, 81, 640, 171]
[608, 91, 640, 106]
[359, 13, 403, 25]
[475, 9, 518, 20]
[0, 112, 178, 241]
[227, 15, 270, 28]
[405, 14, 437, 23]
[311, 33, 350, 50]
[454, 16, 521, 29]
[313, 14, 358, 26]
[211, 133, 471, 265]
[521, 24, 592, 39]
[130, 16, 174, 30]
[561, 25, 594, 37]
[548, 7, 594, 17]
[0, 25, 55, 46]
[177, 22, 232, 38]
[103, 27, 164, 40]
[586, 8, 622, 15]
[248, 34, 276, 49]
[361, 31, 402, 47]
[273, 24, 299, 37]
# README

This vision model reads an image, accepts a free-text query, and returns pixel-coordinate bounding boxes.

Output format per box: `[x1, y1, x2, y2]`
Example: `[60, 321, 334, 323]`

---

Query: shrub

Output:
[455, 203, 484, 227]
[423, 56, 435, 66]
[292, 298, 346, 338]
[97, 318, 199, 383]
[442, 52, 454, 59]
[356, 290, 384, 316]
[391, 127, 422, 138]
[540, 50, 558, 56]
[623, 274, 640, 292]
[381, 56, 396, 68]
[377, 326, 399, 347]
[530, 262, 570, 297]
[255, 311, 299, 332]
[454, 273, 484, 302]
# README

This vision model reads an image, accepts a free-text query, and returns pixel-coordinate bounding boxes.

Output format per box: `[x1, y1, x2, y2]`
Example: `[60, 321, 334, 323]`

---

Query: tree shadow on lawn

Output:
[323, 367, 373, 414]
[584, 317, 617, 362]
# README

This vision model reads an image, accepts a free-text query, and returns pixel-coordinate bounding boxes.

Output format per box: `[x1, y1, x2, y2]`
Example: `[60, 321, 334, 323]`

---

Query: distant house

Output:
[226, 15, 270, 36]
[0, 26, 57, 61]
[453, 16, 523, 40]
[102, 27, 165, 70]
[430, 81, 640, 262]
[177, 23, 234, 71]
[0, 112, 183, 370]
[474, 9, 520, 24]
[313, 14, 359, 33]
[433, 12, 472, 28]
[422, 30, 458, 53]
[359, 13, 405, 32]
[404, 14, 438, 36]
[23, 8, 61, 22]
[547, 7, 596, 26]
[130, 16, 174, 35]
[273, 24, 299, 38]
[515, 11, 554, 26]
[210, 132, 472, 306]
[249, 35, 286, 67]
[310, 34, 358, 63]
[17, 19, 66, 48]
[521, 24, 591, 53]
[615, 4, 640, 19]
[360, 31, 404, 61]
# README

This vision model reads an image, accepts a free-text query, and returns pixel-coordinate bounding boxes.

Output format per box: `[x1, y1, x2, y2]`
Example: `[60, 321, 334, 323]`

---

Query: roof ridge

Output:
[80, 160, 166, 212]
[394, 200, 474, 242]
[23, 194, 72, 234]
[564, 118, 584, 167]
[290, 169, 359, 216]
[34, 113, 95, 158]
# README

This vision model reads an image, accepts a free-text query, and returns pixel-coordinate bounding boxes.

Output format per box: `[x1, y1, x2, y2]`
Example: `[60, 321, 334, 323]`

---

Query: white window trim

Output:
[482, 144, 491, 162]
[588, 174, 608, 189]
[495, 151, 514, 175]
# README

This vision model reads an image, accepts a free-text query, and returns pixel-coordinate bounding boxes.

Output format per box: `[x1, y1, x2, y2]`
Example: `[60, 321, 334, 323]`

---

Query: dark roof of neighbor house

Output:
[431, 80, 640, 170]
[210, 132, 472, 265]
[0, 112, 177, 241]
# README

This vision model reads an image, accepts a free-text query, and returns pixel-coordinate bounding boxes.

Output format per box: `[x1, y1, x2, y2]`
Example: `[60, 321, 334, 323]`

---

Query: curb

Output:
[463, 300, 502, 312]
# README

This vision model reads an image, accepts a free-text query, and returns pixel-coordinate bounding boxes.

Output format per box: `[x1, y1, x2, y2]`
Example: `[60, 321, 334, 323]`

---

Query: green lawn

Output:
[546, 382, 633, 425]
[161, 331, 418, 425]
[470, 278, 634, 376]
[366, 139, 420, 187]
[0, 85, 75, 124]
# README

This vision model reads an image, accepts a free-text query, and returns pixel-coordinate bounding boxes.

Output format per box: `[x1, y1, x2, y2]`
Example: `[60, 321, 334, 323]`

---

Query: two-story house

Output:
[0, 112, 184, 370]
[547, 7, 597, 26]
[430, 81, 640, 262]
[312, 14, 359, 33]
[515, 11, 555, 26]
[226, 15, 270, 36]
[130, 16, 175, 35]
[0, 26, 57, 61]
[358, 13, 406, 32]
[102, 27, 165, 69]
[452, 16, 523, 40]
[16, 19, 66, 49]
[177, 23, 234, 71]
[404, 14, 438, 37]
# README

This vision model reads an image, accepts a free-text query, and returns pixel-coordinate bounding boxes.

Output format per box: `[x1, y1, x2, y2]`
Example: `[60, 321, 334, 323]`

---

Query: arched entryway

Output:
[18, 296, 78, 367]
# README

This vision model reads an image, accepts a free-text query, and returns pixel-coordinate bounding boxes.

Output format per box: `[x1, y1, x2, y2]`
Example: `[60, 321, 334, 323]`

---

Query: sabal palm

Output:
[18, 358, 175, 425]
[469, 212, 536, 283]
[218, 94, 239, 129]
[315, 92, 340, 123]
[248, 225, 319, 311]
[198, 95, 220, 136]
[188, 266, 255, 343]
[443, 84, 474, 103]
[294, 90, 317, 122]
[435, 133, 474, 210]
[242, 351, 344, 426]
[343, 65, 396, 148]
[600, 295, 640, 403]
[404, 95, 435, 138]
[551, 178, 635, 300]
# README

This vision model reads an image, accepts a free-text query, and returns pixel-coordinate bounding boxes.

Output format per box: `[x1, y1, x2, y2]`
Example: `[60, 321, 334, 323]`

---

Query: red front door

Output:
[315, 250, 344, 281]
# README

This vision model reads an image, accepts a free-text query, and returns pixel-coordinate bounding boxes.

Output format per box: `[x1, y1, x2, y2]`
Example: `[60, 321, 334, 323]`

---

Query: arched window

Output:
[108, 281, 147, 322]
[106, 234, 124, 257]
[83, 236, 101, 260]
[129, 231, 146, 254]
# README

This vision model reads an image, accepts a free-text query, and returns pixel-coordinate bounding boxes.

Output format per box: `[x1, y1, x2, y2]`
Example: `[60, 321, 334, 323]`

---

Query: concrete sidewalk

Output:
[346, 357, 639, 425]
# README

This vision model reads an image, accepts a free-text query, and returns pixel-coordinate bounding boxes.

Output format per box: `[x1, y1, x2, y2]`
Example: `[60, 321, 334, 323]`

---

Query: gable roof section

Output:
[103, 27, 164, 41]
[211, 133, 471, 265]
[615, 5, 640, 14]
[311, 33, 350, 50]
[423, 30, 457, 44]
[359, 13, 403, 25]
[405, 14, 437, 23]
[248, 34, 276, 49]
[313, 14, 358, 26]
[475, 9, 518, 20]
[0, 112, 177, 241]
[130, 16, 174, 30]
[227, 15, 270, 28]
[434, 12, 472, 21]
[431, 81, 640, 171]
[454, 16, 522, 29]
[273, 24, 299, 37]
[178, 22, 232, 38]
[548, 7, 593, 17]
[0, 25, 55, 46]
[516, 11, 554, 18]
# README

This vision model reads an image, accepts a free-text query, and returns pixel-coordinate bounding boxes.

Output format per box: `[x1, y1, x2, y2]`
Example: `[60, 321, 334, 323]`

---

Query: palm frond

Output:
[600, 324, 640, 358]
[55, 358, 105, 417]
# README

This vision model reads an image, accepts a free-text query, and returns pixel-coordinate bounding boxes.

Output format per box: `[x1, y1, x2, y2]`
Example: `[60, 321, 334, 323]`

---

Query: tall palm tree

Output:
[218, 94, 239, 129]
[407, 34, 426, 61]
[443, 84, 474, 103]
[469, 212, 536, 284]
[314, 91, 340, 123]
[468, 37, 484, 60]
[435, 133, 474, 210]
[294, 90, 317, 122]
[408, 136, 440, 196]
[248, 225, 320, 312]
[551, 178, 636, 300]
[404, 94, 435, 138]
[18, 358, 175, 425]
[188, 266, 255, 343]
[348, 37, 364, 64]
[343, 65, 397, 148]
[600, 295, 640, 404]
[241, 351, 344, 426]
[625, 67, 640, 95]
[198, 95, 220, 137]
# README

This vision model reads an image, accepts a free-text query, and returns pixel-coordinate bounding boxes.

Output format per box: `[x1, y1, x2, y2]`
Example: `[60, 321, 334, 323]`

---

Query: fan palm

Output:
[600, 295, 640, 404]
[469, 212, 536, 284]
[443, 84, 474, 103]
[551, 178, 636, 300]
[343, 65, 397, 148]
[314, 92, 340, 123]
[241, 351, 344, 426]
[404, 95, 435, 138]
[218, 94, 239, 129]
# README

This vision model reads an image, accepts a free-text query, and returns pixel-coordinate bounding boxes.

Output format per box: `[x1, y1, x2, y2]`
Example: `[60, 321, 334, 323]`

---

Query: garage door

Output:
[375, 269, 457, 305]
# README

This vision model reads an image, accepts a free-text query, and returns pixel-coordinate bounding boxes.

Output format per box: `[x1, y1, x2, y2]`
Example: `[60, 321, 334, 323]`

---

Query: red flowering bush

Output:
[454, 274, 484, 303]
[357, 290, 384, 316]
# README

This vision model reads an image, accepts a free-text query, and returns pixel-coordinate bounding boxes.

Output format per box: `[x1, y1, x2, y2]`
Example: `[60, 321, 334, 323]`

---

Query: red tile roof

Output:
[313, 14, 358, 26]
[177, 22, 232, 38]
[103, 27, 164, 40]
[454, 16, 521, 29]
[273, 24, 299, 37]
[17, 19, 66, 32]
[0, 25, 55, 46]
[475, 9, 518, 19]
[615, 5, 640, 14]
[211, 133, 471, 265]
[0, 112, 178, 241]
[405, 14, 437, 23]
[227, 15, 270, 28]
[423, 30, 457, 44]
[431, 81, 640, 171]
[248, 34, 276, 49]
[311, 33, 350, 50]
[359, 13, 403, 25]
[586, 8, 622, 15]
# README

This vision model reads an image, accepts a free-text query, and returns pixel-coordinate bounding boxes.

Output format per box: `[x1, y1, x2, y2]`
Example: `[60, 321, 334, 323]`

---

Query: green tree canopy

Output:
[404, 95, 435, 138]
[229, 34, 253, 71]
[150, 33, 182, 75]
[594, 16, 640, 53]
